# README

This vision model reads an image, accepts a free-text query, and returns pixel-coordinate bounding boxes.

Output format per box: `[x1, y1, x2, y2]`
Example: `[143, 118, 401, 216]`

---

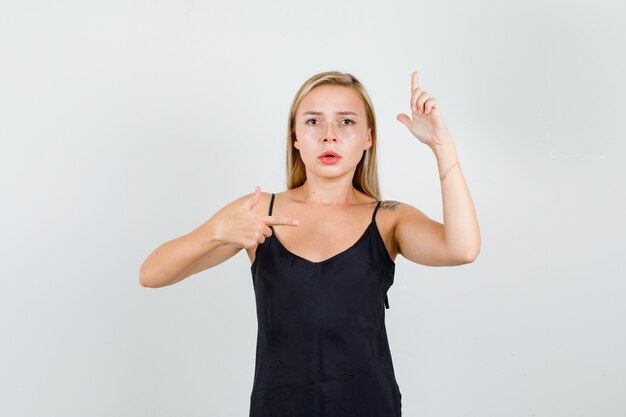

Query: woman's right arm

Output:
[138, 217, 236, 288]
[138, 188, 298, 288]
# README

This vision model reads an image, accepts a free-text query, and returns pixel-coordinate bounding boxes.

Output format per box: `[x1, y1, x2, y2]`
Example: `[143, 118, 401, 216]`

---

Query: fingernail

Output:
[293, 220, 299, 225]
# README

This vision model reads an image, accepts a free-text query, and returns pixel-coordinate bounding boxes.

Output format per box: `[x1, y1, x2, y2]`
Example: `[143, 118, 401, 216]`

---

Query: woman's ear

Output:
[365, 128, 373, 150]
[293, 138, 300, 150]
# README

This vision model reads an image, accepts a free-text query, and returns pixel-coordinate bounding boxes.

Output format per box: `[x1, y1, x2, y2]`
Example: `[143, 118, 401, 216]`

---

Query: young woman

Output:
[140, 70, 480, 416]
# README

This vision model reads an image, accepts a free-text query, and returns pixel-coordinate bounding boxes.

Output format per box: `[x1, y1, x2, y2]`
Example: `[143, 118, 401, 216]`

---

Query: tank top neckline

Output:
[267, 193, 392, 266]
[272, 218, 377, 265]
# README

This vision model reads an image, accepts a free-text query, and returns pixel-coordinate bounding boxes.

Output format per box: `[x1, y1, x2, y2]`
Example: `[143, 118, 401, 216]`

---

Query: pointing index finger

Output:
[411, 70, 420, 91]
[265, 215, 300, 226]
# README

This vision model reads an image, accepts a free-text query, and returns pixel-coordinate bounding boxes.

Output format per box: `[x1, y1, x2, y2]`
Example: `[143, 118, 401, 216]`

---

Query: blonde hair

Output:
[285, 71, 381, 200]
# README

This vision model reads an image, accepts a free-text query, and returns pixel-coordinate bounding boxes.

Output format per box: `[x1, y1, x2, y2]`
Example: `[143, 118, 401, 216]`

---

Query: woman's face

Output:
[294, 85, 372, 179]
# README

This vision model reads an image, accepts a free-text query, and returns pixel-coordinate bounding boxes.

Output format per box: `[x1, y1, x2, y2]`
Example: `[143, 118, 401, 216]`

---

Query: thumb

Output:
[396, 113, 412, 128]
[245, 185, 262, 210]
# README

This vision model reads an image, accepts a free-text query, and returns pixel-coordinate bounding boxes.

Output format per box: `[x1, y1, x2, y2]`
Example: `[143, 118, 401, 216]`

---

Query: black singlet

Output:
[249, 193, 402, 416]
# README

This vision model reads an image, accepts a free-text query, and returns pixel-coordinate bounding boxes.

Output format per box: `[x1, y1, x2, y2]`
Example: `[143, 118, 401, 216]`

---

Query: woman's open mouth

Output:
[318, 150, 341, 164]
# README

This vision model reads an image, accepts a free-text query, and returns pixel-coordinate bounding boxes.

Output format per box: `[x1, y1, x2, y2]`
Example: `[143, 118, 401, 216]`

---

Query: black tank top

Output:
[249, 193, 402, 416]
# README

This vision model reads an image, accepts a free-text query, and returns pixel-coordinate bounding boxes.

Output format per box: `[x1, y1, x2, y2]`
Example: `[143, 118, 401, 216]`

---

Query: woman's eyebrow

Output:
[301, 111, 359, 116]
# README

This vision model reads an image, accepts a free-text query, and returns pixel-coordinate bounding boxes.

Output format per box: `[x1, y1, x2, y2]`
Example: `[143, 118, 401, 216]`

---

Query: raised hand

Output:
[396, 70, 452, 148]
[214, 186, 300, 249]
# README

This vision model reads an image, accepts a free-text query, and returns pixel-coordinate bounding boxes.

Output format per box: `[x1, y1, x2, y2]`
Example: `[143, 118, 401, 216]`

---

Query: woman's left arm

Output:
[394, 70, 481, 265]
[430, 137, 481, 262]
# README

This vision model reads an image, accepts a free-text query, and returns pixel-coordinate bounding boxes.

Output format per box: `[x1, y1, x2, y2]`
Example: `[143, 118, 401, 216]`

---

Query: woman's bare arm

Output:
[394, 70, 481, 265]
[138, 218, 240, 288]
[139, 189, 299, 288]
[138, 196, 249, 288]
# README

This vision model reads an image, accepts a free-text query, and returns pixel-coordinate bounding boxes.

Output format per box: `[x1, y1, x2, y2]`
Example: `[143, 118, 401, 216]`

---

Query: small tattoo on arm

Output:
[380, 200, 400, 212]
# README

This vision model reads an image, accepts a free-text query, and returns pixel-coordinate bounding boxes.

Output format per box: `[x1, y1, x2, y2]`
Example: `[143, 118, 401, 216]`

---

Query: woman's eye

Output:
[305, 119, 354, 126]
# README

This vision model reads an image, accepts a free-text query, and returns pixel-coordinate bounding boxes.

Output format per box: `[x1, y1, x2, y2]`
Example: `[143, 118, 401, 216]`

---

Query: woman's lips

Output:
[318, 150, 341, 164]
[319, 154, 341, 164]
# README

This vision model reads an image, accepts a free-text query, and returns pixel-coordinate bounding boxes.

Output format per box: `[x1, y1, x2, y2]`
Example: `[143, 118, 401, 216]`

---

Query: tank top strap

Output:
[372, 199, 382, 223]
[269, 193, 275, 216]
[373, 199, 391, 309]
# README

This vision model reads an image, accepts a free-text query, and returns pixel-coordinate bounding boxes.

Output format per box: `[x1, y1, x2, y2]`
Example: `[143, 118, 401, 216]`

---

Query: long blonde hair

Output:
[285, 71, 380, 200]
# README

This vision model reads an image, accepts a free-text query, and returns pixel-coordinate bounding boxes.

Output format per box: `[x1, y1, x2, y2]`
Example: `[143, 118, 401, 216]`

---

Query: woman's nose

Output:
[322, 125, 338, 141]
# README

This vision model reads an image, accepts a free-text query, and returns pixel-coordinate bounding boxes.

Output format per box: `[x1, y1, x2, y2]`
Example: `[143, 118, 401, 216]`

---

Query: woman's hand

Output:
[396, 70, 453, 148]
[212, 186, 299, 249]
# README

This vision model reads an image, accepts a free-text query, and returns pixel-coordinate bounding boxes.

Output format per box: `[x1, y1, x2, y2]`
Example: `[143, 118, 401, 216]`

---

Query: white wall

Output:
[1, 0, 624, 416]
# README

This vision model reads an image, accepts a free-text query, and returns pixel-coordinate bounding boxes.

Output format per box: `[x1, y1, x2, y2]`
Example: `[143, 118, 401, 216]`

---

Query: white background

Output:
[1, 0, 625, 416]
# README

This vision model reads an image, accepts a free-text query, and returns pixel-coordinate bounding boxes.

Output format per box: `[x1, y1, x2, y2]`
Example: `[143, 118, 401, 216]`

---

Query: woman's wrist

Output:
[429, 134, 456, 155]
[429, 136, 460, 180]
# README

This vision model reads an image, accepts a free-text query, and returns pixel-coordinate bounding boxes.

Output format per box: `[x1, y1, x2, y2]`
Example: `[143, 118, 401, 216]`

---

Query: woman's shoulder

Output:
[376, 199, 428, 230]
[375, 199, 403, 230]
[378, 199, 427, 215]
[378, 199, 403, 211]
[214, 189, 278, 219]
[251, 190, 278, 216]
